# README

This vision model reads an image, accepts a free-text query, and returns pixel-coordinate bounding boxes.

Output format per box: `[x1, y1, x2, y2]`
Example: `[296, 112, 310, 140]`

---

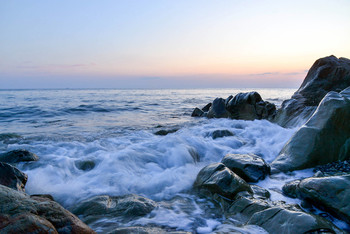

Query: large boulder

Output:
[224, 192, 342, 233]
[271, 87, 350, 172]
[283, 175, 350, 225]
[193, 163, 252, 200]
[221, 154, 270, 182]
[0, 149, 39, 163]
[71, 194, 157, 224]
[275, 55, 350, 127]
[0, 162, 27, 192]
[191, 92, 276, 121]
[0, 184, 94, 233]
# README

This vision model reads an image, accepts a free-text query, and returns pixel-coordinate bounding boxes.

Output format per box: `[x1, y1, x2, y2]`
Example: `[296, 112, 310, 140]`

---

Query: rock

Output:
[0, 184, 94, 233]
[74, 160, 96, 171]
[154, 129, 178, 136]
[109, 226, 190, 234]
[211, 130, 234, 139]
[282, 180, 301, 198]
[271, 87, 350, 172]
[250, 185, 271, 199]
[247, 204, 341, 234]
[201, 103, 212, 112]
[221, 154, 270, 182]
[71, 194, 157, 224]
[0, 149, 39, 163]
[193, 163, 252, 200]
[285, 175, 350, 225]
[0, 162, 27, 192]
[275, 55, 350, 127]
[191, 92, 276, 121]
[226, 92, 262, 120]
[207, 98, 231, 118]
[191, 107, 204, 117]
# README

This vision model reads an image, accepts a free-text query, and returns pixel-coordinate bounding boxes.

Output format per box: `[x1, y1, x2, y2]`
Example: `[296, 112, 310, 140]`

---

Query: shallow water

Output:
[2, 88, 337, 233]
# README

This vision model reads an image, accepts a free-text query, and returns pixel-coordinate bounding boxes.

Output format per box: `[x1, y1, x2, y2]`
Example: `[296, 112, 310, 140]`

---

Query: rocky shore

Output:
[1, 55, 350, 233]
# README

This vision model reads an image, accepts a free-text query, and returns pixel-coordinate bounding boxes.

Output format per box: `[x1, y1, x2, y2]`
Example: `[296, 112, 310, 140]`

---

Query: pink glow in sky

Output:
[1, 0, 349, 89]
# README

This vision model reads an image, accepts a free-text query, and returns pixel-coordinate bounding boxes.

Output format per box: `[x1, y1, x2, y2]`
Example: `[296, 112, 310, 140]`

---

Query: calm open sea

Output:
[2, 88, 328, 233]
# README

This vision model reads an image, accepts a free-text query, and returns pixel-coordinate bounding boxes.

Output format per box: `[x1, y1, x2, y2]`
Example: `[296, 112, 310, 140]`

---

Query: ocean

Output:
[0, 88, 324, 233]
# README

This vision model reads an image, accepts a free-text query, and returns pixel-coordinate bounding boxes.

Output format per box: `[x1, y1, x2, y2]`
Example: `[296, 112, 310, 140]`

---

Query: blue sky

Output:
[1, 0, 350, 89]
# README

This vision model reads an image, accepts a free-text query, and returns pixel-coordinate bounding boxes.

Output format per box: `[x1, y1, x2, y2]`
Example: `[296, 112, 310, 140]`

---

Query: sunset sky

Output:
[1, 0, 350, 89]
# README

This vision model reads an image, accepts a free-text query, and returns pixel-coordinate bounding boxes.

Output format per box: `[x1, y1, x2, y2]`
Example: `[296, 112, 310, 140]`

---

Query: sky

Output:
[0, 0, 350, 89]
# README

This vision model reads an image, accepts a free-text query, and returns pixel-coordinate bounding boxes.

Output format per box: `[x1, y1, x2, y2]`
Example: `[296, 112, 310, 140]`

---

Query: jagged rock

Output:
[211, 130, 234, 139]
[271, 87, 350, 172]
[0, 162, 27, 192]
[221, 154, 270, 182]
[207, 98, 230, 118]
[284, 175, 350, 225]
[193, 163, 252, 200]
[71, 194, 157, 224]
[0, 185, 94, 233]
[191, 107, 204, 117]
[0, 149, 39, 163]
[275, 55, 350, 127]
[191, 92, 276, 121]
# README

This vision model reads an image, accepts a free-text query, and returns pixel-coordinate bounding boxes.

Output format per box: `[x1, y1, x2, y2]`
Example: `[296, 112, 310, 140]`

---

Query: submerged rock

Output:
[0, 162, 27, 192]
[154, 129, 178, 136]
[275, 55, 350, 127]
[74, 160, 96, 171]
[71, 194, 157, 224]
[193, 163, 252, 200]
[211, 130, 234, 139]
[0, 149, 39, 163]
[0, 185, 94, 233]
[284, 175, 350, 225]
[221, 154, 270, 182]
[271, 87, 350, 172]
[109, 226, 191, 234]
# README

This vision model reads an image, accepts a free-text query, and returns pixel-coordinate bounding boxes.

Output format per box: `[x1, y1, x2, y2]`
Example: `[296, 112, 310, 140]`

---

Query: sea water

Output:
[0, 88, 320, 233]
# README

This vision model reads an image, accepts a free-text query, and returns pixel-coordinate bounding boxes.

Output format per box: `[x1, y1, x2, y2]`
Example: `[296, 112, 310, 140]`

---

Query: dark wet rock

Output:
[154, 129, 178, 136]
[71, 194, 157, 224]
[221, 154, 270, 182]
[74, 160, 96, 171]
[0, 162, 27, 192]
[0, 213, 58, 234]
[275, 55, 350, 127]
[207, 98, 231, 118]
[247, 204, 341, 234]
[0, 184, 94, 233]
[201, 103, 212, 112]
[187, 147, 200, 163]
[212, 130, 234, 139]
[191, 107, 204, 117]
[109, 226, 191, 234]
[314, 160, 350, 177]
[191, 91, 276, 121]
[0, 149, 39, 163]
[282, 180, 301, 198]
[271, 87, 350, 173]
[193, 163, 252, 200]
[250, 185, 270, 199]
[285, 175, 350, 225]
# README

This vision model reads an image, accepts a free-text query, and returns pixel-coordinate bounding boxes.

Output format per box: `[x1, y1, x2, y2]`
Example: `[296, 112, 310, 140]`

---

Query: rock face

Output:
[193, 163, 252, 200]
[275, 55, 350, 127]
[271, 87, 350, 172]
[191, 91, 276, 121]
[0, 162, 27, 192]
[0, 184, 94, 233]
[221, 154, 270, 182]
[283, 175, 350, 225]
[0, 149, 39, 163]
[223, 191, 342, 234]
[71, 194, 157, 224]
